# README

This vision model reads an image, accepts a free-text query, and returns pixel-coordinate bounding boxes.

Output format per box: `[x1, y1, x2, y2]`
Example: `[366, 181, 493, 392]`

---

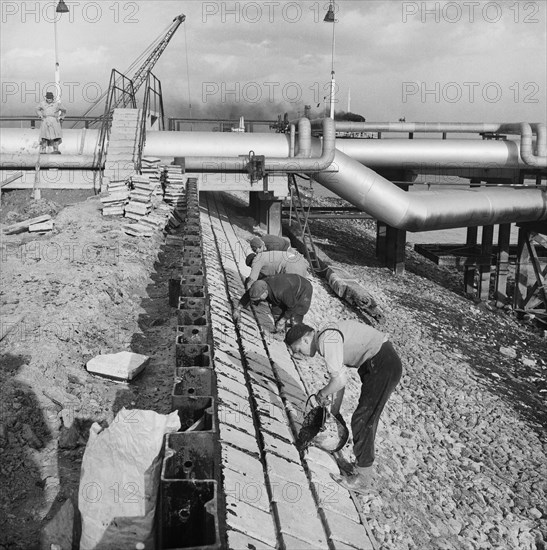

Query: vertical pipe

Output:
[479, 225, 494, 301]
[495, 223, 511, 306]
[289, 124, 295, 158]
[514, 226, 529, 310]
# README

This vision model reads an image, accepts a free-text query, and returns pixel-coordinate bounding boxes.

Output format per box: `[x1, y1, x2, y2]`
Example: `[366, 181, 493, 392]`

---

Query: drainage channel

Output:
[201, 190, 376, 550]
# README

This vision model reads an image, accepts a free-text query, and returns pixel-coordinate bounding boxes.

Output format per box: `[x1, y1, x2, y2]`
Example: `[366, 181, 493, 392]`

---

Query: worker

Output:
[249, 234, 291, 253]
[284, 320, 402, 495]
[245, 249, 309, 286]
[36, 92, 66, 154]
[233, 274, 313, 331]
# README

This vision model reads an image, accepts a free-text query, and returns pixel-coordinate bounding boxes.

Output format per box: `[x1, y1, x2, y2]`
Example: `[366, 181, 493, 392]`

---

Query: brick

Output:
[219, 423, 260, 456]
[322, 509, 371, 549]
[257, 414, 293, 442]
[213, 361, 246, 386]
[275, 502, 327, 547]
[312, 481, 360, 522]
[262, 433, 300, 463]
[226, 530, 276, 550]
[281, 534, 322, 550]
[216, 373, 247, 397]
[225, 497, 277, 548]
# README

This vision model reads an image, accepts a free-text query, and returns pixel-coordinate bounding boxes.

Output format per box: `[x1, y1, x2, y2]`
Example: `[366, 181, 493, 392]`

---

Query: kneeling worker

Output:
[284, 320, 402, 494]
[245, 249, 309, 286]
[234, 274, 313, 330]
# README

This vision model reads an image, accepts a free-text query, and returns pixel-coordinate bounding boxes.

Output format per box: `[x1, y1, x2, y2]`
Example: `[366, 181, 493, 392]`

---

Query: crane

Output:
[73, 14, 186, 126]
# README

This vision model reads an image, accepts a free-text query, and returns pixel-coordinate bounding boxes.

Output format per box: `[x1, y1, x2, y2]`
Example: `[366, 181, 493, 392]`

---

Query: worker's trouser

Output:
[351, 341, 402, 467]
[271, 281, 313, 326]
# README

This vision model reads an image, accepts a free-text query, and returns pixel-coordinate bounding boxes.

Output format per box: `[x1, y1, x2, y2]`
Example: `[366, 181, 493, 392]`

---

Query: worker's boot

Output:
[330, 465, 374, 495]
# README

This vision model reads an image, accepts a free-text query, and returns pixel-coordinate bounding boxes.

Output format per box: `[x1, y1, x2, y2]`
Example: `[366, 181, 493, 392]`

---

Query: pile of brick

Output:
[100, 179, 130, 216]
[161, 165, 186, 206]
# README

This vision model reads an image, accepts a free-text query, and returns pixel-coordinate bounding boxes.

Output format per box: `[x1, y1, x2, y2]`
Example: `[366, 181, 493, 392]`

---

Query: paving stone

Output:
[265, 453, 306, 480]
[278, 378, 308, 402]
[217, 372, 248, 397]
[213, 361, 246, 386]
[281, 534, 322, 550]
[252, 383, 283, 406]
[213, 350, 245, 370]
[221, 443, 265, 479]
[255, 399, 286, 425]
[219, 423, 260, 456]
[245, 357, 277, 381]
[275, 503, 328, 547]
[226, 530, 276, 550]
[224, 465, 271, 513]
[306, 447, 340, 471]
[312, 481, 360, 522]
[247, 369, 277, 391]
[225, 497, 277, 548]
[322, 508, 371, 549]
[218, 386, 252, 412]
[258, 414, 294, 442]
[262, 433, 301, 462]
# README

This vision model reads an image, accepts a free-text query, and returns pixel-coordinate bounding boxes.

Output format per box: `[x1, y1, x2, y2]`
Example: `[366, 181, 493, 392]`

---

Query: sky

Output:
[1, 0, 546, 123]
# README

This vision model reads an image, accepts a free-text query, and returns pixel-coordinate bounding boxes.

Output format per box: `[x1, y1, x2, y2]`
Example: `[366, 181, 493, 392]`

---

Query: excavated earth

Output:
[0, 189, 546, 550]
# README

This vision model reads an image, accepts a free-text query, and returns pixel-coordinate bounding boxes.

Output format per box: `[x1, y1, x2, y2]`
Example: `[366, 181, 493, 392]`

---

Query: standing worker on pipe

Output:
[284, 320, 402, 494]
[36, 92, 66, 154]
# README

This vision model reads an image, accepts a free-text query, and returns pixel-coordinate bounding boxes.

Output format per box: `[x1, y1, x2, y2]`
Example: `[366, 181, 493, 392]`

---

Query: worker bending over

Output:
[245, 249, 309, 286]
[234, 274, 313, 331]
[284, 320, 402, 494]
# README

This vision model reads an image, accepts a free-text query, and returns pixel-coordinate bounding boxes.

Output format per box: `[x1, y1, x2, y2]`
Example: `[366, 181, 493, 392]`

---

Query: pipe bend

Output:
[520, 122, 547, 168]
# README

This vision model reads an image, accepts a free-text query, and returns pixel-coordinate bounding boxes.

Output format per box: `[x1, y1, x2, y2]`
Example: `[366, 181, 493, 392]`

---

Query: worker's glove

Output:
[316, 390, 330, 407]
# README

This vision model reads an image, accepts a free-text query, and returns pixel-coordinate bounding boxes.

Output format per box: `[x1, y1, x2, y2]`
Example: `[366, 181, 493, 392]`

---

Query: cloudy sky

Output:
[1, 0, 546, 122]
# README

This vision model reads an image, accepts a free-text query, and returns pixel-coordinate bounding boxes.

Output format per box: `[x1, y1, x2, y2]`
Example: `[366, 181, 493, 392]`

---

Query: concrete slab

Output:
[262, 433, 301, 463]
[312, 481, 360, 522]
[225, 497, 278, 548]
[216, 372, 248, 397]
[221, 443, 264, 480]
[258, 414, 293, 443]
[224, 466, 271, 513]
[219, 423, 260, 456]
[281, 534, 323, 550]
[213, 361, 246, 386]
[226, 530, 276, 550]
[86, 351, 149, 381]
[275, 503, 328, 547]
[322, 508, 371, 549]
[265, 453, 306, 480]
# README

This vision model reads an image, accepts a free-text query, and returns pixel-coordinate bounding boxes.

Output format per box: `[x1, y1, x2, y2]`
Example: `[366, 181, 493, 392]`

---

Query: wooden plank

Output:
[3, 214, 52, 234]
[0, 172, 23, 188]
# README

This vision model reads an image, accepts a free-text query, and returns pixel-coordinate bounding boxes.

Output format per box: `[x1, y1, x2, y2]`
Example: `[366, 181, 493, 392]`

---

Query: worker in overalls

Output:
[234, 274, 313, 331]
[245, 249, 310, 286]
[284, 320, 402, 494]
[36, 92, 67, 154]
[249, 234, 292, 253]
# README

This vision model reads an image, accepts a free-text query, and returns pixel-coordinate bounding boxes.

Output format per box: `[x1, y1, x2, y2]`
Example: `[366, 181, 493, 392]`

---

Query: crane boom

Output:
[75, 14, 185, 124]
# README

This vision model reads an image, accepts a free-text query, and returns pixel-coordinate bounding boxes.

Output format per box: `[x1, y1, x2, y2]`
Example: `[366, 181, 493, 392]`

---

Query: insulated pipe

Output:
[0, 154, 97, 169]
[296, 117, 311, 158]
[313, 149, 547, 231]
[520, 122, 547, 167]
[312, 120, 547, 167]
[180, 118, 335, 173]
[289, 124, 296, 158]
[0, 128, 100, 157]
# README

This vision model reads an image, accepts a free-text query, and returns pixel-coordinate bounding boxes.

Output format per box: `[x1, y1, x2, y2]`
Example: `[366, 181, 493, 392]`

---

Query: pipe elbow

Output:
[520, 122, 547, 167]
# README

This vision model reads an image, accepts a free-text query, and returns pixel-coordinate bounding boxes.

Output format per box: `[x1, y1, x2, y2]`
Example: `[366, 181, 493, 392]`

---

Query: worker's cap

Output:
[45, 92, 54, 99]
[249, 280, 268, 300]
[284, 324, 314, 347]
[249, 236, 264, 250]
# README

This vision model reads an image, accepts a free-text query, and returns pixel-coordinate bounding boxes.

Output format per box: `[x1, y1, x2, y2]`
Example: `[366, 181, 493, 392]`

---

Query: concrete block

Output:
[219, 423, 260, 456]
[322, 509, 370, 549]
[225, 497, 277, 548]
[275, 503, 327, 547]
[86, 351, 148, 381]
[226, 530, 276, 550]
[262, 433, 300, 463]
[223, 466, 271, 513]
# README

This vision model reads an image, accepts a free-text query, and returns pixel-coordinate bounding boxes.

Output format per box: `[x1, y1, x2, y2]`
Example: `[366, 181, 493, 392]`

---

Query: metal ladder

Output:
[289, 174, 325, 274]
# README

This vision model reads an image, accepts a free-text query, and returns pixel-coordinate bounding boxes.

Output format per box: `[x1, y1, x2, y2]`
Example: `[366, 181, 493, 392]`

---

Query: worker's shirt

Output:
[261, 235, 291, 251]
[315, 320, 388, 379]
[239, 273, 311, 315]
[248, 250, 305, 284]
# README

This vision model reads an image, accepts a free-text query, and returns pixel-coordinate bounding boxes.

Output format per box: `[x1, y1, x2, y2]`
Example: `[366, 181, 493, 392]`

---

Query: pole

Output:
[329, 5, 336, 119]
[54, 13, 61, 99]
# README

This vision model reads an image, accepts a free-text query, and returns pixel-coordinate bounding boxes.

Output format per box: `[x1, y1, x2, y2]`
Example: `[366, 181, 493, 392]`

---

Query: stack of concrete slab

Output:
[140, 157, 162, 187]
[125, 176, 154, 221]
[161, 165, 186, 206]
[100, 179, 130, 216]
